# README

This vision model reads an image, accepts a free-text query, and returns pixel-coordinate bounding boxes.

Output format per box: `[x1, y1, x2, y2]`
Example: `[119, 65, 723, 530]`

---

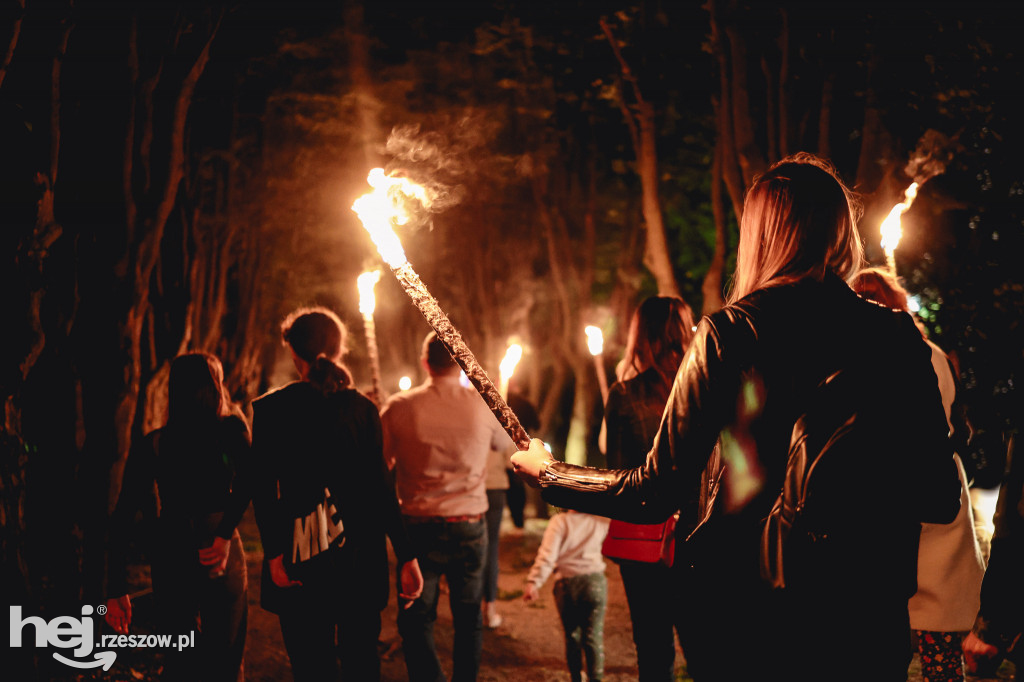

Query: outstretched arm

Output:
[513, 316, 739, 525]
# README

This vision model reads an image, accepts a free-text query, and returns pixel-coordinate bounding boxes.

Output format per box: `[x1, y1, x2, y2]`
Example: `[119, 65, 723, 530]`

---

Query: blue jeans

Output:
[398, 518, 487, 682]
[483, 490, 506, 603]
[554, 572, 607, 682]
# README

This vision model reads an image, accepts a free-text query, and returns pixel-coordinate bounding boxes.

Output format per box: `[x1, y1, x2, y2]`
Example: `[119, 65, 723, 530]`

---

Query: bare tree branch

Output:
[599, 18, 641, 156]
[0, 0, 25, 92]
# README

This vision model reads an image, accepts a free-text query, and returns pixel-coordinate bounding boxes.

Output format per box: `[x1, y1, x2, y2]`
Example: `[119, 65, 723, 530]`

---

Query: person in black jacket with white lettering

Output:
[513, 154, 963, 682]
[252, 306, 422, 682]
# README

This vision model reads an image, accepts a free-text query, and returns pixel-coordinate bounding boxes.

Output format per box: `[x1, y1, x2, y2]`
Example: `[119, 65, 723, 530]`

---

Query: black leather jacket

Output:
[542, 274, 962, 595]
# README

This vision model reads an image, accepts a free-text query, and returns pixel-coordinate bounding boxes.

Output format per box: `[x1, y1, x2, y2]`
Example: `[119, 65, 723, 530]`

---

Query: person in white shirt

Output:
[382, 332, 510, 682]
[524, 510, 611, 682]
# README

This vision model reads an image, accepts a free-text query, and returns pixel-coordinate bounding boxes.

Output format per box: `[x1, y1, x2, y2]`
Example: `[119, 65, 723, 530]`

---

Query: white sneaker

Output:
[483, 603, 503, 628]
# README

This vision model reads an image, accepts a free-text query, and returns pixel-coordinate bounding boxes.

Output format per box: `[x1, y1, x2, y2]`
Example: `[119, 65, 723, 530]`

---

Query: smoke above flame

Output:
[904, 129, 958, 186]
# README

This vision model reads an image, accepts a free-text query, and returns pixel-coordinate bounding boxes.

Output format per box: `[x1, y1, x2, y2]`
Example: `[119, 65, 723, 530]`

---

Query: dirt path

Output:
[107, 508, 1015, 681]
[242, 513, 651, 682]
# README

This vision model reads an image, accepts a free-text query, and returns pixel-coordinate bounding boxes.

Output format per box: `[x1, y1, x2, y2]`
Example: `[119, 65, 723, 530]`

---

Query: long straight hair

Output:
[167, 352, 233, 427]
[728, 153, 864, 304]
[620, 296, 696, 395]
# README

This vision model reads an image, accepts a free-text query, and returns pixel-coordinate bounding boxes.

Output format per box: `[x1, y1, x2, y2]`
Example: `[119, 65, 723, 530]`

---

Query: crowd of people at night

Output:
[104, 154, 1023, 682]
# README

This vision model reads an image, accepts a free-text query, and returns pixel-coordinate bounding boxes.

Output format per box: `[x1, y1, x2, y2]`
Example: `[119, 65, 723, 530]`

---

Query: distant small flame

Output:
[499, 344, 523, 382]
[499, 343, 523, 397]
[357, 270, 381, 315]
[584, 325, 604, 356]
[398, 376, 412, 391]
[351, 168, 430, 268]
[880, 182, 919, 256]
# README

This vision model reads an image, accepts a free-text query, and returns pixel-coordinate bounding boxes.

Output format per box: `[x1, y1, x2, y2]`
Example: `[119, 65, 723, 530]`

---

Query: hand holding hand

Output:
[104, 594, 132, 634]
[510, 439, 553, 488]
[198, 536, 231, 575]
[523, 583, 539, 603]
[269, 554, 302, 588]
[962, 631, 999, 673]
[399, 558, 424, 609]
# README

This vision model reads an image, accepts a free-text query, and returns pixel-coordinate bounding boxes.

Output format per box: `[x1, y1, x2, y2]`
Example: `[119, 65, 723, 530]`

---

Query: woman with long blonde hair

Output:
[514, 154, 962, 681]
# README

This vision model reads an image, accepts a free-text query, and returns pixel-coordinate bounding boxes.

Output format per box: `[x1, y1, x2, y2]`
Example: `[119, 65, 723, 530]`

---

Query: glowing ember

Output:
[584, 326, 604, 357]
[880, 182, 919, 273]
[357, 270, 381, 315]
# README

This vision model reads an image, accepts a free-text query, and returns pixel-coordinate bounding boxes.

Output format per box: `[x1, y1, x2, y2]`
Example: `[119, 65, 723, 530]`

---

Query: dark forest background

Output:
[3, 0, 1023, 672]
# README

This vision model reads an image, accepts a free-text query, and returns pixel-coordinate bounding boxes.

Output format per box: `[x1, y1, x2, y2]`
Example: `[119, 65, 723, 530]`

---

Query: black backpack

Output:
[759, 367, 871, 589]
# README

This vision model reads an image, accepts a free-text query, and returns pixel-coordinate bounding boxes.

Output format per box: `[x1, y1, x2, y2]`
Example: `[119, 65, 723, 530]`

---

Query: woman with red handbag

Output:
[603, 295, 695, 681]
[514, 154, 963, 681]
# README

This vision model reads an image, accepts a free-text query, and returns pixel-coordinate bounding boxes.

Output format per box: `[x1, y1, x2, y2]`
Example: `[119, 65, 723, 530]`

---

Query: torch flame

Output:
[584, 325, 604, 357]
[499, 344, 523, 382]
[351, 168, 430, 268]
[880, 182, 919, 255]
[499, 343, 523, 399]
[357, 270, 381, 315]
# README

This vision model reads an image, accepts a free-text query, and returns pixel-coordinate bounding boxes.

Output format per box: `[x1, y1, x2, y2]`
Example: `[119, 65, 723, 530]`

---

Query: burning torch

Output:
[352, 168, 531, 450]
[880, 182, 919, 276]
[357, 269, 383, 404]
[585, 325, 609, 405]
[499, 343, 523, 399]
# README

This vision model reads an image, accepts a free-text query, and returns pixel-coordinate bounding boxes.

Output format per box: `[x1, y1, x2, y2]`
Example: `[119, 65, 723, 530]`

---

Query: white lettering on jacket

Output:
[291, 487, 345, 563]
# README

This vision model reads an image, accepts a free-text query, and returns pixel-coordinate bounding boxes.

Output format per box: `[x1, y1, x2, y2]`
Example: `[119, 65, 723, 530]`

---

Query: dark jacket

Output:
[540, 275, 962, 678]
[605, 368, 672, 470]
[972, 434, 1024, 661]
[108, 415, 252, 598]
[251, 381, 412, 614]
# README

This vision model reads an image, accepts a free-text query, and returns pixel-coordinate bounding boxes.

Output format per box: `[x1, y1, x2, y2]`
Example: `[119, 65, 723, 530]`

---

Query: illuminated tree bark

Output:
[600, 18, 680, 299]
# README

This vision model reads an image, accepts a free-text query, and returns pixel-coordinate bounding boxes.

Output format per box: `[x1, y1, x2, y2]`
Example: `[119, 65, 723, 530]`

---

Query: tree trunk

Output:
[702, 138, 728, 314]
[708, 1, 745, 221]
[777, 8, 790, 158]
[725, 22, 766, 186]
[817, 73, 835, 161]
[111, 9, 222, 495]
[637, 101, 680, 298]
[599, 18, 679, 298]
[0, 0, 24, 92]
[854, 51, 894, 195]
[761, 55, 778, 164]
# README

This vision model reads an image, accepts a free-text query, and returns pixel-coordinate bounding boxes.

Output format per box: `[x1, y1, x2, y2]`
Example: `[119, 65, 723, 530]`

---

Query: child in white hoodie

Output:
[524, 510, 610, 682]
